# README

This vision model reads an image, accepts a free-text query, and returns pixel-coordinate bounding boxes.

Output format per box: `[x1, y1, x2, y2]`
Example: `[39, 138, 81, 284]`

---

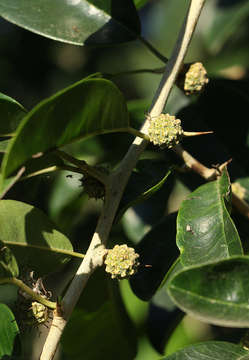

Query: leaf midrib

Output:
[215, 175, 229, 258]
[4, 241, 84, 259]
[170, 284, 249, 310]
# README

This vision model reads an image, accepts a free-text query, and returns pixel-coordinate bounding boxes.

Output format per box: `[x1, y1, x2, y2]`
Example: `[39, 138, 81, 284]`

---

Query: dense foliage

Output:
[1, 1, 249, 359]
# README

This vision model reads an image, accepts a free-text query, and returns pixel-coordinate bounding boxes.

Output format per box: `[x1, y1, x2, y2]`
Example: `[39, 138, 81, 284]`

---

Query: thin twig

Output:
[174, 145, 249, 219]
[0, 277, 56, 309]
[127, 127, 150, 140]
[19, 164, 90, 181]
[139, 35, 168, 63]
[0, 166, 25, 200]
[19, 166, 61, 180]
[104, 67, 165, 79]
[173, 144, 217, 180]
[55, 150, 109, 185]
[40, 2, 206, 359]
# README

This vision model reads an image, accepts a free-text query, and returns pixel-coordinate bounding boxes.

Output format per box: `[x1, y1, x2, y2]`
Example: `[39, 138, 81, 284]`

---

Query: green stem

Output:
[0, 277, 57, 309]
[55, 150, 109, 185]
[0, 132, 15, 137]
[127, 127, 150, 141]
[105, 67, 165, 79]
[40, 2, 206, 358]
[20, 132, 148, 182]
[20, 166, 61, 180]
[20, 164, 88, 181]
[139, 35, 168, 63]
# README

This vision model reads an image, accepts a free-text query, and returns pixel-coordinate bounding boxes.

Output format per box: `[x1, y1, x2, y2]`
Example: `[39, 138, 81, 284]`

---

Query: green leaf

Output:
[128, 98, 150, 128]
[0, 167, 25, 200]
[0, 200, 73, 275]
[62, 304, 135, 360]
[0, 93, 26, 136]
[204, 1, 249, 54]
[23, 152, 65, 178]
[0, 284, 18, 308]
[62, 280, 137, 360]
[0, 139, 10, 153]
[2, 77, 129, 178]
[76, 268, 109, 313]
[0, 151, 64, 199]
[130, 213, 179, 300]
[168, 256, 249, 327]
[164, 314, 210, 357]
[116, 160, 172, 223]
[176, 169, 243, 267]
[0, 0, 140, 46]
[162, 257, 184, 289]
[0, 240, 19, 279]
[0, 304, 21, 358]
[163, 341, 249, 360]
[149, 287, 183, 354]
[134, 0, 150, 9]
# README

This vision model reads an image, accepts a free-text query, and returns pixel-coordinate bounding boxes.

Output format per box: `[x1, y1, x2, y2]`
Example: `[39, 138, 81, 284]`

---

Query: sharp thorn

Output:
[183, 131, 213, 137]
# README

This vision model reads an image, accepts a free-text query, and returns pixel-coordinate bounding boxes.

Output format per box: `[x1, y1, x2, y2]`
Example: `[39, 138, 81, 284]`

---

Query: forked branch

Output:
[40, 1, 206, 358]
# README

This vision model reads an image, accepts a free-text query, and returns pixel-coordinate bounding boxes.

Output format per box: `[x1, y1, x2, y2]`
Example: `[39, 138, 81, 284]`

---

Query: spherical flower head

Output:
[148, 113, 183, 149]
[104, 244, 140, 280]
[184, 62, 209, 95]
[81, 175, 105, 200]
[81, 166, 108, 200]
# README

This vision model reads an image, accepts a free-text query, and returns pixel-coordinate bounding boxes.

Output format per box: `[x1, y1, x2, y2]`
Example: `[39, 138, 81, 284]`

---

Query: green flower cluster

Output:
[25, 301, 49, 325]
[184, 62, 209, 95]
[148, 113, 183, 148]
[104, 244, 140, 280]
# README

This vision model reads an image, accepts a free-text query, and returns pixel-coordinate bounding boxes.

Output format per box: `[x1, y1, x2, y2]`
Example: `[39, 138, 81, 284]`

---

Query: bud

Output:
[81, 175, 105, 200]
[183, 62, 209, 95]
[104, 244, 140, 280]
[15, 271, 51, 329]
[148, 113, 183, 149]
[81, 166, 108, 200]
[26, 301, 49, 325]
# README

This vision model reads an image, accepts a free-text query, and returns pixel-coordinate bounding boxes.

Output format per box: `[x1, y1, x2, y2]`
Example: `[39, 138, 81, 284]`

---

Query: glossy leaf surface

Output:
[0, 0, 140, 46]
[0, 93, 26, 136]
[168, 256, 249, 327]
[176, 169, 242, 267]
[0, 200, 73, 275]
[0, 304, 20, 358]
[163, 341, 249, 360]
[2, 77, 129, 178]
[0, 240, 19, 278]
